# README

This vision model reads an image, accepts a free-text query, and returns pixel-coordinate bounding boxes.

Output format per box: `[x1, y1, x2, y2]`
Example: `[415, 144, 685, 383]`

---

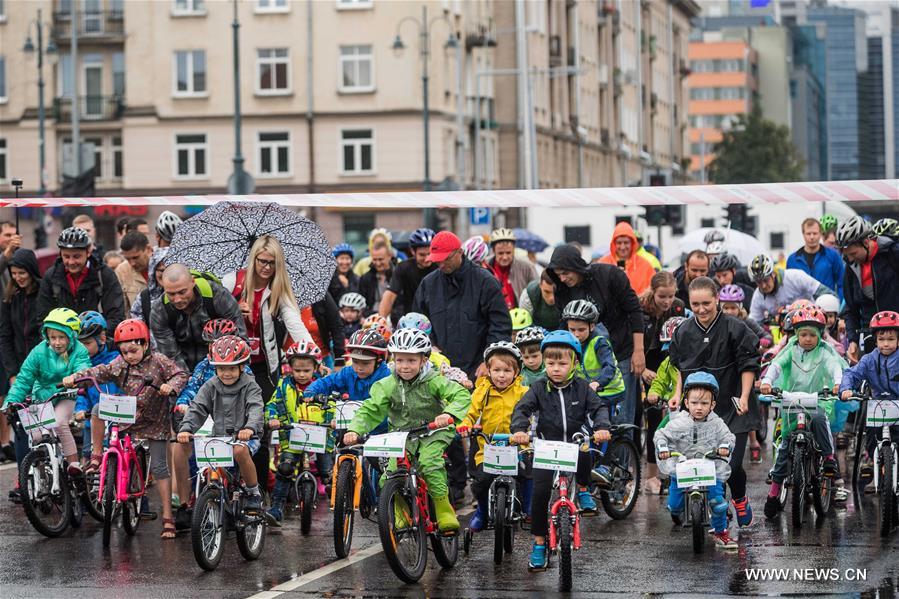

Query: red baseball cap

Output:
[428, 231, 462, 262]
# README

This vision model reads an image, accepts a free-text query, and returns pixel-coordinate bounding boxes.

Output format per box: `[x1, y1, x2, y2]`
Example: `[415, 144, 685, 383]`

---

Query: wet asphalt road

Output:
[3, 445, 899, 598]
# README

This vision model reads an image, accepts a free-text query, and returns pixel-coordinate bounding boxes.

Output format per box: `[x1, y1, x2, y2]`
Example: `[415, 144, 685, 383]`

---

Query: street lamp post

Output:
[23, 9, 58, 197]
[227, 0, 254, 195]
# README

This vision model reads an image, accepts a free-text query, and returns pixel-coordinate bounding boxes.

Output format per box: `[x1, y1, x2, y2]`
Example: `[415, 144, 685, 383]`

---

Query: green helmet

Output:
[42, 307, 82, 338]
[872, 218, 899, 237]
[819, 214, 838, 234]
[509, 308, 533, 331]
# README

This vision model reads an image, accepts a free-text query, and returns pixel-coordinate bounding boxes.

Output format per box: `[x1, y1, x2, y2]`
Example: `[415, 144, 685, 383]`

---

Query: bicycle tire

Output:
[881, 448, 895, 537]
[20, 449, 71, 538]
[600, 436, 641, 520]
[691, 497, 705, 554]
[300, 476, 315, 535]
[82, 471, 104, 522]
[333, 459, 356, 558]
[122, 460, 142, 536]
[757, 404, 768, 443]
[236, 498, 267, 561]
[377, 476, 426, 583]
[67, 469, 83, 529]
[557, 505, 573, 592]
[493, 486, 507, 564]
[191, 486, 225, 571]
[102, 453, 118, 548]
[791, 445, 807, 528]
[812, 456, 833, 518]
[429, 494, 458, 569]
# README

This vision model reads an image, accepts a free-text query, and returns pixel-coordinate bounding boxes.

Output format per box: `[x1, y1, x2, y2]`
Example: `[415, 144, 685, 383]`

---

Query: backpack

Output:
[163, 275, 218, 327]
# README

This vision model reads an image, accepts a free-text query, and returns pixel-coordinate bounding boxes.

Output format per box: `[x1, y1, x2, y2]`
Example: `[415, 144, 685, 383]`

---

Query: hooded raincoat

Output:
[599, 222, 656, 294]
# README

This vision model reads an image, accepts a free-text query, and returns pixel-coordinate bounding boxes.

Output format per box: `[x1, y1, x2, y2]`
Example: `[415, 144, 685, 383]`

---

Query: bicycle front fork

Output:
[872, 438, 897, 494]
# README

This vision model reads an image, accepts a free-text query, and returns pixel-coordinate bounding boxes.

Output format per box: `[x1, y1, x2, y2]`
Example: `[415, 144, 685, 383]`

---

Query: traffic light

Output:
[645, 205, 666, 226]
[664, 205, 685, 228]
[725, 204, 748, 232]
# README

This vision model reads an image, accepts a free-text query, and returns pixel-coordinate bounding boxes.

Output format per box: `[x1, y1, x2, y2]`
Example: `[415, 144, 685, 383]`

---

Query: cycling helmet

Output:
[836, 216, 873, 248]
[819, 214, 838, 234]
[57, 226, 91, 249]
[705, 241, 726, 255]
[540, 330, 583, 360]
[683, 371, 719, 399]
[873, 218, 899, 237]
[368, 228, 392, 243]
[286, 339, 323, 364]
[78, 311, 108, 340]
[346, 328, 388, 355]
[510, 308, 533, 331]
[710, 252, 740, 274]
[208, 335, 251, 366]
[462, 236, 489, 263]
[42, 308, 82, 338]
[561, 299, 599, 324]
[387, 328, 432, 355]
[113, 319, 150, 345]
[787, 299, 815, 312]
[747, 254, 775, 282]
[779, 308, 796, 334]
[338, 292, 367, 311]
[408, 228, 436, 249]
[332, 243, 355, 259]
[814, 294, 840, 314]
[870, 311, 899, 331]
[362, 314, 392, 339]
[202, 318, 238, 344]
[703, 230, 726, 245]
[660, 316, 686, 343]
[791, 307, 826, 330]
[155, 211, 183, 242]
[396, 312, 432, 336]
[489, 228, 516, 246]
[718, 284, 745, 303]
[515, 326, 546, 347]
[483, 341, 523, 369]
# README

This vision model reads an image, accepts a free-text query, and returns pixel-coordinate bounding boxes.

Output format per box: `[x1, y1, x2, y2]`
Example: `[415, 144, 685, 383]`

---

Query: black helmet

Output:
[57, 226, 91, 250]
[710, 252, 740, 274]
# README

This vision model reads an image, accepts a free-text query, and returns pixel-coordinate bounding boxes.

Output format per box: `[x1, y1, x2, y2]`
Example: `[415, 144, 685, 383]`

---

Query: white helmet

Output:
[156, 211, 183, 242]
[387, 328, 432, 355]
[815, 294, 840, 314]
[705, 241, 726, 255]
[338, 292, 367, 311]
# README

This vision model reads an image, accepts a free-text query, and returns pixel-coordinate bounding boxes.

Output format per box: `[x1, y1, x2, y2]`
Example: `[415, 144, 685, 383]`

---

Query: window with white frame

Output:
[112, 136, 123, 179]
[339, 45, 374, 93]
[0, 57, 6, 101]
[172, 0, 205, 15]
[340, 129, 373, 175]
[85, 137, 103, 178]
[174, 50, 206, 96]
[0, 139, 6, 182]
[336, 0, 373, 10]
[112, 52, 125, 96]
[256, 48, 290, 94]
[257, 132, 291, 176]
[174, 134, 208, 178]
[256, 0, 288, 12]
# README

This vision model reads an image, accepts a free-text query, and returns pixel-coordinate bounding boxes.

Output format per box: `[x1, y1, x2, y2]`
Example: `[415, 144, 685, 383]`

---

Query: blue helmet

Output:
[683, 371, 719, 399]
[408, 228, 436, 249]
[78, 310, 108, 340]
[540, 330, 582, 360]
[396, 312, 433, 336]
[332, 243, 354, 259]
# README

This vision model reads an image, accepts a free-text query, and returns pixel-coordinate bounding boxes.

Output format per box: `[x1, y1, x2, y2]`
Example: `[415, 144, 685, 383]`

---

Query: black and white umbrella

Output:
[167, 201, 334, 306]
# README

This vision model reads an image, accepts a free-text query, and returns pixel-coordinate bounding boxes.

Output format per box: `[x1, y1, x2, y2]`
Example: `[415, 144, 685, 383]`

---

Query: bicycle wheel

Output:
[493, 486, 507, 565]
[67, 470, 84, 530]
[690, 497, 705, 554]
[600, 436, 641, 520]
[20, 450, 71, 538]
[504, 487, 515, 554]
[791, 445, 807, 528]
[236, 499, 267, 561]
[812, 456, 833, 518]
[102, 454, 118, 548]
[880, 448, 895, 537]
[757, 404, 769, 443]
[333, 460, 356, 558]
[430, 526, 459, 569]
[122, 460, 142, 536]
[298, 476, 316, 535]
[557, 505, 573, 592]
[82, 470, 104, 522]
[378, 476, 426, 583]
[191, 486, 225, 571]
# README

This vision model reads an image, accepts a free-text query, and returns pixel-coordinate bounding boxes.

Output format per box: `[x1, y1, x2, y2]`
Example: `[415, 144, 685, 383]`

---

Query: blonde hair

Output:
[244, 235, 298, 316]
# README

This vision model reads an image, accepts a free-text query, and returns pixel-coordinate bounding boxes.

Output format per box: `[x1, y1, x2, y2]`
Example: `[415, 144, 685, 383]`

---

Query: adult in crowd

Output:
[304, 294, 347, 369]
[358, 240, 398, 322]
[836, 216, 899, 363]
[668, 276, 760, 527]
[546, 243, 645, 433]
[37, 226, 126, 334]
[155, 211, 182, 249]
[72, 214, 104, 258]
[820, 214, 839, 250]
[0, 221, 22, 289]
[709, 252, 753, 311]
[379, 228, 436, 321]
[328, 243, 360, 303]
[115, 231, 152, 313]
[150, 263, 245, 372]
[126, 218, 151, 238]
[599, 221, 655, 294]
[674, 250, 710, 305]
[353, 228, 398, 277]
[746, 254, 831, 323]
[519, 270, 559, 331]
[487, 228, 537, 309]
[103, 251, 124, 271]
[786, 217, 845, 301]
[131, 247, 169, 324]
[115, 217, 131, 248]
[635, 230, 662, 271]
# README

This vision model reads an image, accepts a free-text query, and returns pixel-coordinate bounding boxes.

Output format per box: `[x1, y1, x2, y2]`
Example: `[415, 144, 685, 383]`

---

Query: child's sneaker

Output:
[245, 488, 263, 513]
[714, 530, 738, 551]
[749, 446, 762, 463]
[763, 495, 781, 519]
[433, 494, 460, 534]
[591, 464, 612, 486]
[577, 490, 597, 514]
[860, 458, 874, 483]
[468, 506, 486, 532]
[267, 505, 283, 526]
[528, 542, 548, 571]
[823, 456, 838, 476]
[732, 496, 753, 527]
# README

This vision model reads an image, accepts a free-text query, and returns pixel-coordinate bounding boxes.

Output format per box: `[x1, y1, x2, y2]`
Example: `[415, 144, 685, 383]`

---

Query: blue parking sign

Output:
[470, 207, 490, 226]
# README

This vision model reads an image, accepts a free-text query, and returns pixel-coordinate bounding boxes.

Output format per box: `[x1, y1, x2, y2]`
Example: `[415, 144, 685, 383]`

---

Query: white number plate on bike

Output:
[289, 424, 329, 454]
[532, 439, 579, 473]
[194, 437, 234, 468]
[780, 392, 819, 411]
[98, 393, 137, 424]
[867, 400, 899, 426]
[363, 432, 409, 459]
[483, 444, 518, 475]
[18, 402, 58, 432]
[675, 459, 717, 488]
[334, 401, 362, 429]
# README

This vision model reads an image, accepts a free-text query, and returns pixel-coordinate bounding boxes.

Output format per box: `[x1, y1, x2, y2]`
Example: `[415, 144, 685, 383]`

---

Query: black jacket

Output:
[0, 249, 43, 377]
[358, 260, 398, 321]
[843, 236, 899, 342]
[511, 376, 610, 441]
[328, 270, 360, 305]
[642, 298, 686, 373]
[546, 244, 644, 360]
[412, 256, 512, 378]
[37, 254, 126, 334]
[312, 293, 346, 367]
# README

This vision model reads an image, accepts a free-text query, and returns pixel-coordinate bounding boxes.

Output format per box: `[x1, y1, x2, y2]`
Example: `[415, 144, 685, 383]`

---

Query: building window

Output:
[343, 213, 375, 250]
[85, 137, 103, 178]
[112, 136, 122, 179]
[336, 0, 373, 10]
[564, 225, 590, 246]
[339, 45, 374, 93]
[112, 52, 125, 96]
[0, 57, 6, 102]
[770, 232, 785, 250]
[256, 0, 288, 12]
[257, 131, 291, 176]
[256, 48, 290, 94]
[172, 0, 205, 15]
[700, 218, 715, 228]
[340, 129, 374, 175]
[0, 139, 6, 182]
[174, 50, 207, 96]
[174, 133, 208, 178]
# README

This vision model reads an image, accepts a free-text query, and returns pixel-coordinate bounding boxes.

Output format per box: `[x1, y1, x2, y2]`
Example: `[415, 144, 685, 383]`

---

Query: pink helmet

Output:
[718, 284, 745, 303]
[462, 236, 489, 263]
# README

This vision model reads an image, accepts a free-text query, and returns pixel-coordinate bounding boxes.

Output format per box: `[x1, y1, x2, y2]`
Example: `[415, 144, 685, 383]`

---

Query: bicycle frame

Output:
[386, 452, 436, 535]
[869, 397, 899, 494]
[97, 422, 147, 505]
[331, 448, 365, 510]
[548, 471, 581, 552]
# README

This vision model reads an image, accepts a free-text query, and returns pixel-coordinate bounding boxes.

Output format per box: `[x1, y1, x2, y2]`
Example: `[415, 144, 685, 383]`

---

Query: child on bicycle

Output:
[510, 330, 611, 571]
[3, 308, 92, 481]
[177, 335, 265, 513]
[655, 372, 737, 550]
[338, 292, 366, 340]
[64, 319, 189, 538]
[515, 326, 546, 386]
[342, 328, 472, 534]
[73, 311, 120, 463]
[759, 307, 843, 520]
[457, 342, 530, 531]
[265, 340, 330, 523]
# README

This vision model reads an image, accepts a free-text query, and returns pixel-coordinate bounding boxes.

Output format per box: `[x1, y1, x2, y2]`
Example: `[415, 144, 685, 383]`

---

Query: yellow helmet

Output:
[509, 308, 533, 331]
[489, 228, 516, 246]
[42, 307, 82, 338]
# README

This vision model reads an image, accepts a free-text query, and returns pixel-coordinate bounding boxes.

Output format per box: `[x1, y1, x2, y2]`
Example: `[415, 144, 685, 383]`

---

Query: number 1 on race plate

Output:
[363, 432, 410, 459]
[98, 393, 137, 424]
[289, 424, 328, 454]
[483, 444, 518, 475]
[675, 459, 717, 488]
[194, 437, 234, 468]
[334, 401, 361, 429]
[532, 439, 579, 473]
[867, 399, 899, 426]
[18, 402, 58, 432]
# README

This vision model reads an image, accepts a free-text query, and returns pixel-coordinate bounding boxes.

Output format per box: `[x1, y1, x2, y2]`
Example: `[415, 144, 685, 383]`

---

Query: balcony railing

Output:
[53, 10, 124, 39]
[54, 96, 125, 122]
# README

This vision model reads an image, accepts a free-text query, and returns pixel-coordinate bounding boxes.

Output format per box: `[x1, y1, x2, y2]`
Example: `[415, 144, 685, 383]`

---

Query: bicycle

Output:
[278, 419, 331, 534]
[589, 423, 641, 520]
[667, 450, 730, 554]
[187, 432, 267, 571]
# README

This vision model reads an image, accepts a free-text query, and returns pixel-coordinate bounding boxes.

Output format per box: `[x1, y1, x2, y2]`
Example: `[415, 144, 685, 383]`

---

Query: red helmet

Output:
[791, 307, 826, 329]
[208, 335, 251, 366]
[114, 319, 150, 344]
[202, 318, 238, 343]
[870, 311, 899, 331]
[285, 339, 323, 364]
[346, 328, 388, 355]
[362, 314, 392, 340]
[787, 299, 815, 312]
